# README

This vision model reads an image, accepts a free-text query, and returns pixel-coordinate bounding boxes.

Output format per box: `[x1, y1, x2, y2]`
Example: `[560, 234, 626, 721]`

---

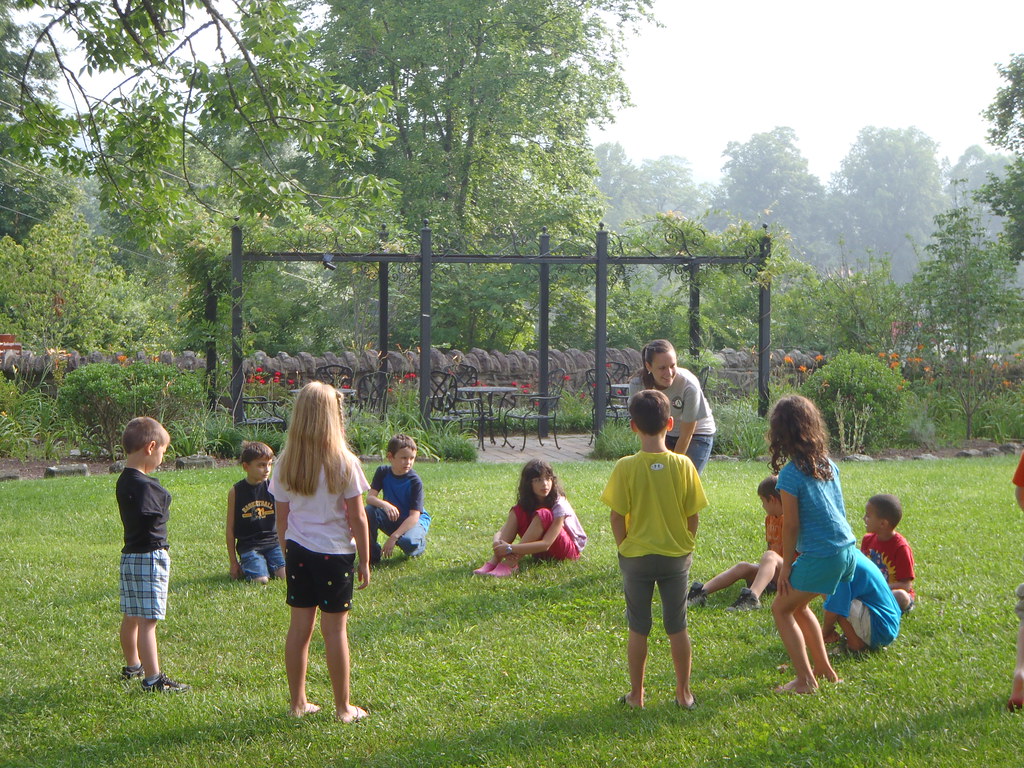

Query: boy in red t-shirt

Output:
[861, 493, 916, 614]
[1008, 454, 1024, 710]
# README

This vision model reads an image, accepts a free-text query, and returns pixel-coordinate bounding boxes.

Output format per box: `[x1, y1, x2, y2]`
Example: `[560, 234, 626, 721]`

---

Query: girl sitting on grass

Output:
[269, 381, 371, 722]
[768, 394, 857, 694]
[473, 459, 587, 577]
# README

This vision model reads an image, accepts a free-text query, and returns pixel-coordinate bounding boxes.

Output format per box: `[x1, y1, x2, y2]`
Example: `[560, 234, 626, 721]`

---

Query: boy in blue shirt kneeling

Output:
[821, 549, 902, 652]
[366, 434, 430, 564]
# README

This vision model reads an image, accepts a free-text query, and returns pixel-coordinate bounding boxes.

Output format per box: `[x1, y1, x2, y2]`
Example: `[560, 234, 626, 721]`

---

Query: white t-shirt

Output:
[552, 497, 588, 552]
[269, 454, 370, 555]
[629, 368, 715, 438]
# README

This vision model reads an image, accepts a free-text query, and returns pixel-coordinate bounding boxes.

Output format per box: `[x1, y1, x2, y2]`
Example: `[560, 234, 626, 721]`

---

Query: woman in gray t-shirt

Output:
[629, 339, 715, 474]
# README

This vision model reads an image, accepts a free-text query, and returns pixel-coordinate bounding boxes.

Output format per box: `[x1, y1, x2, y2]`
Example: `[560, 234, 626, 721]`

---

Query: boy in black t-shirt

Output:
[116, 417, 188, 692]
[226, 441, 285, 583]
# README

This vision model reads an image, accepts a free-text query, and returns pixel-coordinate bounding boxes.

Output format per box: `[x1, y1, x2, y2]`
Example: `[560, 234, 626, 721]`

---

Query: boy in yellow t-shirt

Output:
[601, 389, 707, 710]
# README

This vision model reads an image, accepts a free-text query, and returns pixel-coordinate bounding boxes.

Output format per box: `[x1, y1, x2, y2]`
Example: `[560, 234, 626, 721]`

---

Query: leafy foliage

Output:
[801, 351, 907, 453]
[58, 362, 205, 457]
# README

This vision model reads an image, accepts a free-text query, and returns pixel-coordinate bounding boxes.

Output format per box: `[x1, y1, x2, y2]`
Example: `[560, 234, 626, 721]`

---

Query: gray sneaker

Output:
[726, 587, 760, 611]
[141, 673, 190, 693]
[686, 581, 706, 607]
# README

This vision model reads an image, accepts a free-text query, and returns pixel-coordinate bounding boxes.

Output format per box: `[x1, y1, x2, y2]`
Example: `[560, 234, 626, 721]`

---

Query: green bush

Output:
[591, 421, 638, 460]
[713, 397, 768, 459]
[800, 351, 907, 453]
[58, 362, 205, 457]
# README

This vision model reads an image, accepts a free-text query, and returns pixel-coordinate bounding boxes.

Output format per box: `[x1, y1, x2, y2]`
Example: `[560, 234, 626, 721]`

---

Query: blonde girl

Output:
[269, 381, 371, 722]
[768, 394, 857, 694]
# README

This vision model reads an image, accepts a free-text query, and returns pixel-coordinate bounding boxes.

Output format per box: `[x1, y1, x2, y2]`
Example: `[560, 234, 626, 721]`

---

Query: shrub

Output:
[58, 362, 205, 457]
[713, 397, 768, 459]
[800, 352, 907, 453]
[591, 421, 639, 460]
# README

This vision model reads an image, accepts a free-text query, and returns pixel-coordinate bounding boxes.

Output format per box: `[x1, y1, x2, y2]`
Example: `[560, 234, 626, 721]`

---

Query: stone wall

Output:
[1, 346, 825, 395]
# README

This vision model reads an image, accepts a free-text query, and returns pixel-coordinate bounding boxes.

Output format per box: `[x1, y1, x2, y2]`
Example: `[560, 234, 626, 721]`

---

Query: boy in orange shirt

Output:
[687, 476, 782, 611]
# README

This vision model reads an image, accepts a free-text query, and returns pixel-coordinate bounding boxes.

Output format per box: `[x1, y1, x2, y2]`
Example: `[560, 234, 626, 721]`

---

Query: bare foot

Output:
[618, 693, 643, 709]
[1009, 672, 1024, 711]
[674, 693, 696, 709]
[337, 705, 368, 723]
[290, 702, 321, 717]
[822, 629, 840, 644]
[774, 679, 817, 695]
[814, 668, 842, 683]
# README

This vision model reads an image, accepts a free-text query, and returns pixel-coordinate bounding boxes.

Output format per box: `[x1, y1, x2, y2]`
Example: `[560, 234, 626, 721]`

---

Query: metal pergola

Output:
[228, 223, 773, 430]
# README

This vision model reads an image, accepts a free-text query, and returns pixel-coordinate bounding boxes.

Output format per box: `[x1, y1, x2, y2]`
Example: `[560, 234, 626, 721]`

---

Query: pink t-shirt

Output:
[269, 455, 370, 555]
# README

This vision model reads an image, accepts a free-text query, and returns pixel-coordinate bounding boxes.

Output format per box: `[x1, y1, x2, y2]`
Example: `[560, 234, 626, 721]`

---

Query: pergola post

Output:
[757, 228, 772, 417]
[688, 262, 701, 358]
[594, 225, 609, 435]
[418, 222, 433, 422]
[377, 225, 389, 372]
[538, 228, 551, 436]
[230, 224, 244, 424]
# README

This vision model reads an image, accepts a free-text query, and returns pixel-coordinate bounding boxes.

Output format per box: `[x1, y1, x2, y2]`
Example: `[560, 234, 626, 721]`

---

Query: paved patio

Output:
[475, 433, 594, 463]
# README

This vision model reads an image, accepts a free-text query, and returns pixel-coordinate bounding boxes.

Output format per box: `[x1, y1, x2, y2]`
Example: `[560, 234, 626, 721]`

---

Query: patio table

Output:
[457, 386, 518, 449]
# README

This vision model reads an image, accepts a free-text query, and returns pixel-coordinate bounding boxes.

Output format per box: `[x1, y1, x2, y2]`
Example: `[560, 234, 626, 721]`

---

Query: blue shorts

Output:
[119, 550, 170, 619]
[790, 545, 857, 596]
[239, 543, 286, 581]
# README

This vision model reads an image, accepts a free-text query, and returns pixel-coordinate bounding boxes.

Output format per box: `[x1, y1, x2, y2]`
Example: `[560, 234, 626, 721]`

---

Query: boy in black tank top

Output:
[227, 442, 286, 584]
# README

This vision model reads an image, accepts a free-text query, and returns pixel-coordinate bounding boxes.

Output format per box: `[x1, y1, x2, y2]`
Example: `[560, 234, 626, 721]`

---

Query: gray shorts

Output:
[1015, 583, 1024, 622]
[119, 550, 170, 620]
[619, 552, 692, 636]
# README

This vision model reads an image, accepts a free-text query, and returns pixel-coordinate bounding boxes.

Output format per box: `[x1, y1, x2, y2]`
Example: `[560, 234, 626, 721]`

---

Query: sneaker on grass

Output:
[121, 664, 144, 680]
[726, 587, 760, 612]
[141, 673, 190, 693]
[686, 581, 706, 607]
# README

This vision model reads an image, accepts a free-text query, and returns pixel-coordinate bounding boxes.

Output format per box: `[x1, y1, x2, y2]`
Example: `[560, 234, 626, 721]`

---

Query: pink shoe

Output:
[473, 561, 497, 575]
[490, 562, 519, 578]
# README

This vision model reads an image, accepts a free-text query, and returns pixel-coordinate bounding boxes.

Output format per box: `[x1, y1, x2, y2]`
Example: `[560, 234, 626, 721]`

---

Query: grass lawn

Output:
[2, 455, 1023, 767]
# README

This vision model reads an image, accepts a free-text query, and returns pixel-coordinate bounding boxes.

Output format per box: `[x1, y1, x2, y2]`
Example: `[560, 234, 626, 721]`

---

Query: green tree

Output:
[948, 145, 1010, 243]
[0, 207, 171, 351]
[713, 127, 830, 268]
[830, 126, 947, 281]
[315, 0, 652, 240]
[909, 204, 1023, 438]
[11, 0, 394, 235]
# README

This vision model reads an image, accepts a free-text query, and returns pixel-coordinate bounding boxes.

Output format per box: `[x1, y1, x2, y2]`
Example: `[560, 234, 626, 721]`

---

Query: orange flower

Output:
[814, 354, 824, 362]
[784, 356, 794, 365]
[798, 365, 807, 373]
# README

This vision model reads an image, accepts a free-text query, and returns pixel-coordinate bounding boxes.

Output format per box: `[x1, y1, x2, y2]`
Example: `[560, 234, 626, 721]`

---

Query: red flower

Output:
[255, 367, 263, 373]
[287, 379, 295, 385]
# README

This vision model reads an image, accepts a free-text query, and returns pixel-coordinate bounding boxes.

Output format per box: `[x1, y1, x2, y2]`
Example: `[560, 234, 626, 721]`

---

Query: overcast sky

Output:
[592, 0, 1024, 183]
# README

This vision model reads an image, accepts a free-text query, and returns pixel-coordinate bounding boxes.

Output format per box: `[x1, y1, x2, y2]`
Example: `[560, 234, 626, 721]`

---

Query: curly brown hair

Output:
[768, 395, 833, 481]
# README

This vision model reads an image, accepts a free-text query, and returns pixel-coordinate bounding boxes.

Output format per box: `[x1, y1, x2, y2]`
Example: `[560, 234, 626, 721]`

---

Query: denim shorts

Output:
[239, 543, 286, 581]
[120, 549, 170, 619]
[790, 545, 857, 596]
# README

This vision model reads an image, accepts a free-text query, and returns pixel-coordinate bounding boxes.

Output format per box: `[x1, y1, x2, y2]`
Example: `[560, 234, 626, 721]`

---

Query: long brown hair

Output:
[638, 339, 677, 389]
[516, 459, 564, 515]
[275, 381, 355, 496]
[768, 394, 833, 481]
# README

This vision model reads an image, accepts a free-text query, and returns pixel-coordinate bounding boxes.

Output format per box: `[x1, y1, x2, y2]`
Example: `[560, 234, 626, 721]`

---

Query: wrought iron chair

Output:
[239, 396, 288, 430]
[450, 362, 479, 387]
[502, 368, 567, 450]
[354, 370, 389, 416]
[585, 367, 631, 442]
[605, 360, 632, 384]
[428, 370, 481, 443]
[313, 364, 354, 389]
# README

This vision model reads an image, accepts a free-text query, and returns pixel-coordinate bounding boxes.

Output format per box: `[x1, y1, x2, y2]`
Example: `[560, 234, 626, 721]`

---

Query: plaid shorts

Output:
[119, 550, 170, 619]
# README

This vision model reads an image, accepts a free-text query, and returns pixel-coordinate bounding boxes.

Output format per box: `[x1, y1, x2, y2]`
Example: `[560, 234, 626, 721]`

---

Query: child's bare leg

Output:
[624, 630, 648, 708]
[771, 589, 819, 693]
[836, 616, 867, 652]
[1011, 624, 1024, 708]
[274, 566, 287, 580]
[797, 604, 839, 681]
[892, 588, 913, 612]
[136, 618, 160, 678]
[749, 552, 783, 598]
[702, 563, 758, 596]
[321, 611, 366, 722]
[120, 615, 141, 668]
[668, 628, 694, 708]
[285, 606, 320, 716]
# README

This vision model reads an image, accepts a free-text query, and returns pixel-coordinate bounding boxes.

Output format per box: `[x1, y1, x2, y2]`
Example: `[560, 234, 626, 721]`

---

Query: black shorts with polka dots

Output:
[284, 540, 356, 613]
